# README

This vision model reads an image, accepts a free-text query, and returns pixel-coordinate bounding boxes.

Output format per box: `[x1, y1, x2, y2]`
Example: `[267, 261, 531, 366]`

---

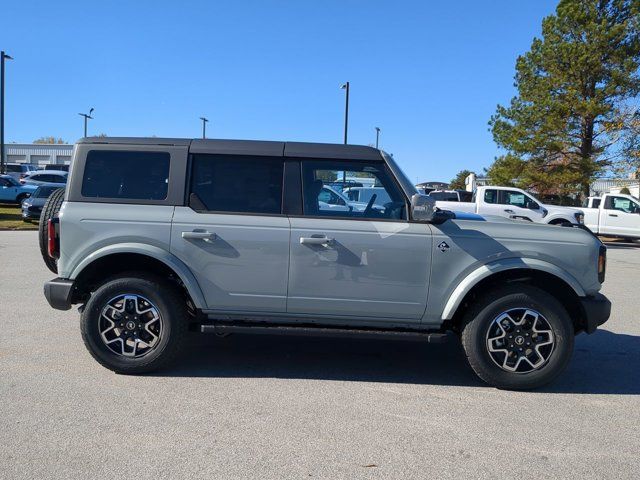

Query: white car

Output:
[583, 193, 640, 239]
[436, 186, 585, 226]
[318, 185, 368, 212]
[21, 170, 68, 186]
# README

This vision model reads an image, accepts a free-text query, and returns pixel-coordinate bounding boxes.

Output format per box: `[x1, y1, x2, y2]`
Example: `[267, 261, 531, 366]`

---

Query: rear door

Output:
[171, 148, 290, 313]
[287, 158, 431, 323]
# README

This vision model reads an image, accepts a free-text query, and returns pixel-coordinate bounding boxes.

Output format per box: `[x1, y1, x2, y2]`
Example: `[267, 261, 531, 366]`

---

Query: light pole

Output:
[375, 127, 381, 149]
[200, 117, 209, 139]
[79, 108, 94, 137]
[1, 51, 13, 174]
[340, 82, 349, 144]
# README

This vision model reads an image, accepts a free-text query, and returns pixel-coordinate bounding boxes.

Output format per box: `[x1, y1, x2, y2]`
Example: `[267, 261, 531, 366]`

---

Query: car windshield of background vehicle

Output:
[189, 154, 284, 214]
[301, 161, 406, 220]
[82, 150, 170, 200]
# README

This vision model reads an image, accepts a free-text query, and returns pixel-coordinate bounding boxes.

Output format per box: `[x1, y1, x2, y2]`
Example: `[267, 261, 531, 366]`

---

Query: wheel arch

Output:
[442, 259, 588, 333]
[69, 244, 206, 309]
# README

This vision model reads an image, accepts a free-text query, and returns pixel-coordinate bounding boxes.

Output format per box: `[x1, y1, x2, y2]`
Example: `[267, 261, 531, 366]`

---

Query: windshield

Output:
[34, 186, 59, 198]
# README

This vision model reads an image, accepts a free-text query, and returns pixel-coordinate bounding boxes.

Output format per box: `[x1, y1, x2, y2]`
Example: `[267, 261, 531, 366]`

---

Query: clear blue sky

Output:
[1, 0, 557, 183]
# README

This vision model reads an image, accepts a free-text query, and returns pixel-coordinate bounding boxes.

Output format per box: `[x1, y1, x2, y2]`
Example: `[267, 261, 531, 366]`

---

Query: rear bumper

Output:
[580, 293, 611, 334]
[43, 278, 74, 311]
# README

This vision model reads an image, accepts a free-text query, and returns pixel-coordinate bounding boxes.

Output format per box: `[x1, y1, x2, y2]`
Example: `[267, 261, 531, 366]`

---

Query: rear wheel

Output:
[80, 274, 187, 374]
[16, 193, 29, 204]
[461, 285, 574, 390]
[38, 188, 65, 273]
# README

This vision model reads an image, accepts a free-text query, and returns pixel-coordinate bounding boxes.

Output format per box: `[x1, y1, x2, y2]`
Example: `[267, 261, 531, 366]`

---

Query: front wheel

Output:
[80, 274, 187, 374]
[461, 285, 574, 390]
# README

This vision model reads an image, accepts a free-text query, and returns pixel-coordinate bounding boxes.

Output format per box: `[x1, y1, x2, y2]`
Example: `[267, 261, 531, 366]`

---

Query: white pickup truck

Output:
[436, 186, 585, 226]
[583, 193, 640, 239]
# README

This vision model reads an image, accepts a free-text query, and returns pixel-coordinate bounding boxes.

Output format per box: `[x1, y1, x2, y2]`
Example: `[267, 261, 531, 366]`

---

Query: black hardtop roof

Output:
[78, 137, 383, 160]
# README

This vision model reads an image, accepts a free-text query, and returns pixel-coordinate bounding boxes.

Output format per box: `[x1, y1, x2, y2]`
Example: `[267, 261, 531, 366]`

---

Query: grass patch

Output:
[0, 203, 38, 230]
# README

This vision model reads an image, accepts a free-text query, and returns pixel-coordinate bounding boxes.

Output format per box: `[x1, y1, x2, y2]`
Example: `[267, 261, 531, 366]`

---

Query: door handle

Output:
[609, 214, 618, 217]
[300, 236, 333, 246]
[504, 209, 515, 214]
[182, 231, 217, 241]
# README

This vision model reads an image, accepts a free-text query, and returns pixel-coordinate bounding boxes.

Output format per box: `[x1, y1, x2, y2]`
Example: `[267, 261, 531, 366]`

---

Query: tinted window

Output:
[6, 165, 20, 173]
[592, 198, 601, 208]
[302, 161, 406, 220]
[484, 189, 498, 204]
[189, 154, 283, 214]
[429, 191, 458, 201]
[459, 191, 473, 202]
[82, 150, 169, 200]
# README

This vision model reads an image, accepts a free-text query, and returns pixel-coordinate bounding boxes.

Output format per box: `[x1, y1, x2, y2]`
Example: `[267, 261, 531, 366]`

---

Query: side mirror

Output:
[410, 194, 437, 222]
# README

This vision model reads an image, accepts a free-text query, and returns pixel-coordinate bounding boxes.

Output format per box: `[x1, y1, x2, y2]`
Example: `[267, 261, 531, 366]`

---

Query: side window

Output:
[82, 150, 170, 200]
[319, 187, 344, 206]
[502, 190, 527, 208]
[0, 178, 10, 187]
[592, 198, 601, 209]
[189, 154, 283, 214]
[607, 196, 640, 214]
[301, 160, 406, 220]
[459, 191, 473, 202]
[484, 189, 498, 204]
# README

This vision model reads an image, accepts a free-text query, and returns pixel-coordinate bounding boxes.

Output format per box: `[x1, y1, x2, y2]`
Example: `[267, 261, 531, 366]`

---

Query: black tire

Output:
[460, 285, 574, 390]
[80, 274, 187, 374]
[38, 188, 65, 273]
[16, 193, 29, 204]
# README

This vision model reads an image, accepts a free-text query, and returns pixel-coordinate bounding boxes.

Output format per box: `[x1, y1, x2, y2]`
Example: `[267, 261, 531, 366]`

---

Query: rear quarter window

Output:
[81, 150, 170, 200]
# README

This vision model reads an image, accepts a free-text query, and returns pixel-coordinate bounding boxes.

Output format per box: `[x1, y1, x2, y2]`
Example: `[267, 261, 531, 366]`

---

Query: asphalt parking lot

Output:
[1, 231, 639, 479]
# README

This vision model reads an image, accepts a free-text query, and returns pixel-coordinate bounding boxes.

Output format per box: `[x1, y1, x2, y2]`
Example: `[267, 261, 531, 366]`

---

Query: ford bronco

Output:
[41, 137, 611, 389]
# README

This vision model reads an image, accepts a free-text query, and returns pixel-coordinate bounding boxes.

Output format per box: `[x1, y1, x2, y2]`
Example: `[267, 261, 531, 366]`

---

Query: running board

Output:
[200, 322, 449, 343]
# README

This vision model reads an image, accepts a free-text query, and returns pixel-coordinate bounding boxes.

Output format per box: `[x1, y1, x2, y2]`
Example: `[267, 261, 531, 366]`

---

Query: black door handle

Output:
[609, 214, 618, 217]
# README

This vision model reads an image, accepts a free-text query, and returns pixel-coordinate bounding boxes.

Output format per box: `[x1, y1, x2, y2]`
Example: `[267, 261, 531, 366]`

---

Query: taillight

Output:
[598, 245, 606, 283]
[47, 218, 59, 259]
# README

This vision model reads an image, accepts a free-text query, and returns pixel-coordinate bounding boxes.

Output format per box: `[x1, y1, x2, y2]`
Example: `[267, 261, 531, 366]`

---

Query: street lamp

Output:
[200, 117, 209, 139]
[79, 108, 94, 137]
[340, 82, 349, 144]
[375, 127, 381, 149]
[1, 51, 13, 174]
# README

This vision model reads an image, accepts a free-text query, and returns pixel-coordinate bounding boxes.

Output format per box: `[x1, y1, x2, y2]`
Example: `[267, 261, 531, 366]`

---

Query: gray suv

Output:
[42, 137, 611, 389]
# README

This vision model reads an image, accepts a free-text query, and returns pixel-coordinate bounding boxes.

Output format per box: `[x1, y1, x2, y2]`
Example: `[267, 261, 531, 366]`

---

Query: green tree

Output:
[33, 137, 67, 144]
[488, 0, 640, 197]
[449, 169, 475, 190]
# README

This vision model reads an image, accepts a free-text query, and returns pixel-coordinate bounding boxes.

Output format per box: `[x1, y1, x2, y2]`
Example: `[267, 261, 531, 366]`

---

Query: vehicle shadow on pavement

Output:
[156, 329, 640, 394]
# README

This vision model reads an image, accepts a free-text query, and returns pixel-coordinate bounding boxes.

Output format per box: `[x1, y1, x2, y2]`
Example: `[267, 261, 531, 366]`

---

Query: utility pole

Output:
[79, 108, 94, 137]
[375, 127, 381, 149]
[1, 51, 13, 174]
[340, 82, 349, 144]
[200, 117, 209, 139]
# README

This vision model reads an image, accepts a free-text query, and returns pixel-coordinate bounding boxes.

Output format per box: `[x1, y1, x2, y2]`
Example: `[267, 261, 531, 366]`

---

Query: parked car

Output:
[43, 164, 70, 172]
[41, 137, 610, 390]
[21, 170, 68, 186]
[436, 186, 585, 226]
[343, 186, 392, 206]
[3, 163, 38, 181]
[583, 193, 640, 240]
[428, 189, 473, 202]
[0, 174, 37, 204]
[318, 185, 368, 212]
[21, 185, 62, 221]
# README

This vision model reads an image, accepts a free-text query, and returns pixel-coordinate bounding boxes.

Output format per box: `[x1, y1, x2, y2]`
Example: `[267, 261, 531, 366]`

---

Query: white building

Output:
[6, 143, 74, 166]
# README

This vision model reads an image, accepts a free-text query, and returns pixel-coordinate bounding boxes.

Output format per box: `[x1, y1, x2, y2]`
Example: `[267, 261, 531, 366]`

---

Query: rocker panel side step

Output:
[200, 322, 449, 343]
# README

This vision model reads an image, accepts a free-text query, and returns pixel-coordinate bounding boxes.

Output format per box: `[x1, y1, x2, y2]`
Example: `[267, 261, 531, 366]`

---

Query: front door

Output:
[499, 190, 545, 222]
[287, 160, 432, 322]
[600, 195, 640, 237]
[171, 153, 290, 313]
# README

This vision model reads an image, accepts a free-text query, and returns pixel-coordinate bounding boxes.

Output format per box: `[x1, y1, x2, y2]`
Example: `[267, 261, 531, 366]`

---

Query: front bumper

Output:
[43, 278, 74, 311]
[580, 293, 611, 334]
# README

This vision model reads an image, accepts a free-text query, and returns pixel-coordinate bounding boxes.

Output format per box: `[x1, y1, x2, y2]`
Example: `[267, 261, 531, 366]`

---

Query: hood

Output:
[544, 204, 583, 215]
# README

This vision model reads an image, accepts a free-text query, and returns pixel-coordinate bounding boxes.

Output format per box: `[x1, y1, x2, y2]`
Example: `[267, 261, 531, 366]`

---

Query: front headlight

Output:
[575, 212, 584, 224]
